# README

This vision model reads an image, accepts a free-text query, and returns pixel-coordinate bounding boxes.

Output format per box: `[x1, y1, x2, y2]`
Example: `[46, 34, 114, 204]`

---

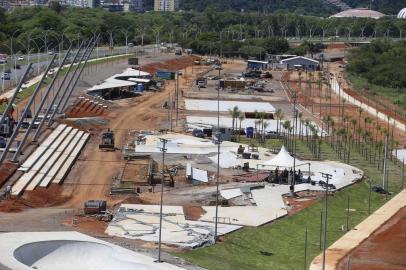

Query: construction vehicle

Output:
[99, 128, 115, 151]
[0, 98, 15, 137]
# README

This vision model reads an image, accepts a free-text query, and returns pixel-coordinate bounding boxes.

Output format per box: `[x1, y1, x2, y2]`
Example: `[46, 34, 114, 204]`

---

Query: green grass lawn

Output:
[349, 75, 406, 114]
[175, 140, 404, 270]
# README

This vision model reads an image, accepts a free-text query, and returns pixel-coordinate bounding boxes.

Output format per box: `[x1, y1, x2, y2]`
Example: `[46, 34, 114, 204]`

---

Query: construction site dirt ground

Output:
[336, 206, 406, 270]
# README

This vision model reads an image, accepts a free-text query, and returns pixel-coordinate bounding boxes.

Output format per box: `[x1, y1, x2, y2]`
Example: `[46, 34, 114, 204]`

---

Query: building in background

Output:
[0, 0, 10, 10]
[398, 8, 406, 19]
[330, 8, 385, 19]
[61, 0, 99, 8]
[154, 0, 177, 11]
[127, 0, 142, 12]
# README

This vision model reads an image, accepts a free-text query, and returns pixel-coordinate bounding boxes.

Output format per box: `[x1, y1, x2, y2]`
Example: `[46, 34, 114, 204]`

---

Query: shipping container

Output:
[156, 70, 175, 80]
[128, 57, 139, 65]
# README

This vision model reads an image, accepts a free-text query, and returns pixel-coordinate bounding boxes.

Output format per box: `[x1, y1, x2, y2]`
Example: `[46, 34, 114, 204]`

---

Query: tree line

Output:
[1, 7, 406, 56]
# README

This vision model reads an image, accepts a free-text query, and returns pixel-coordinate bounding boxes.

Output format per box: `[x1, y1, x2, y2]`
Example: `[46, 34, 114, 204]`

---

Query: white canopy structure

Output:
[116, 68, 151, 77]
[262, 146, 304, 168]
[87, 77, 136, 91]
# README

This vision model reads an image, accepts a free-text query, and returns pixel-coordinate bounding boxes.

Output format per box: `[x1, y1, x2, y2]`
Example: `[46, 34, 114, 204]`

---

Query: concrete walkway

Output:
[310, 189, 406, 270]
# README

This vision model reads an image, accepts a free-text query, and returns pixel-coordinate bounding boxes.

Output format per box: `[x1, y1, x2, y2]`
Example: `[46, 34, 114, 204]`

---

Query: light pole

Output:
[157, 138, 168, 263]
[120, 27, 131, 54]
[292, 91, 298, 195]
[10, 29, 21, 85]
[214, 65, 222, 243]
[320, 172, 332, 270]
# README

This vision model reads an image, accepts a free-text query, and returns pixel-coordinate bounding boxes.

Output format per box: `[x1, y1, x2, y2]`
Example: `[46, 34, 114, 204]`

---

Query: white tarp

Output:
[184, 99, 275, 113]
[393, 149, 406, 164]
[186, 116, 324, 135]
[186, 163, 209, 182]
[220, 188, 243, 200]
[262, 146, 305, 168]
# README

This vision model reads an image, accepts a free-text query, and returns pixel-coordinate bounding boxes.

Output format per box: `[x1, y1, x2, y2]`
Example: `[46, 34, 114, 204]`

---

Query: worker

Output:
[5, 185, 11, 199]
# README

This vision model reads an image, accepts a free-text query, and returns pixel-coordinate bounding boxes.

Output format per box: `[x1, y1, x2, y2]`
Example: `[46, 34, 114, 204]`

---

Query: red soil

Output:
[0, 162, 18, 188]
[336, 206, 406, 270]
[0, 185, 71, 213]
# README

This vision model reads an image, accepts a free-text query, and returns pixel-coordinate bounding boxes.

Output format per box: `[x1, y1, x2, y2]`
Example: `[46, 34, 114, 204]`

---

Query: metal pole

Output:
[176, 72, 179, 126]
[214, 66, 221, 243]
[368, 178, 372, 214]
[304, 227, 308, 270]
[292, 92, 297, 195]
[33, 42, 84, 141]
[402, 158, 404, 190]
[321, 172, 332, 270]
[346, 195, 350, 231]
[60, 36, 99, 112]
[382, 135, 388, 195]
[49, 40, 91, 121]
[12, 48, 70, 160]
[319, 210, 323, 250]
[0, 58, 55, 165]
[0, 63, 32, 128]
[157, 138, 168, 263]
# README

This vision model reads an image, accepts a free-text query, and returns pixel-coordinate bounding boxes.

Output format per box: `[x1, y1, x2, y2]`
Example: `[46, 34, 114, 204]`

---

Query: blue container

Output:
[136, 83, 144, 92]
[156, 70, 175, 80]
[246, 127, 254, 138]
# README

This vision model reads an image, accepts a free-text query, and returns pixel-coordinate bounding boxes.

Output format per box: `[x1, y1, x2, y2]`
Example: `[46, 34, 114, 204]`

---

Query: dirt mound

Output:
[0, 162, 18, 188]
[142, 55, 200, 74]
[326, 43, 347, 50]
[0, 185, 71, 213]
[65, 98, 108, 118]
[183, 204, 206, 220]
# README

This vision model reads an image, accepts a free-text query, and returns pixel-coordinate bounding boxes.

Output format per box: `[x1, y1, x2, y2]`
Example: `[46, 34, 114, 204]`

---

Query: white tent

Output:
[262, 146, 304, 168]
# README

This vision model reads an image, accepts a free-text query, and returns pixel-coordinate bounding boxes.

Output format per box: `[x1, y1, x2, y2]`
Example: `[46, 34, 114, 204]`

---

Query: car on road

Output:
[17, 56, 24, 61]
[127, 43, 134, 47]
[48, 51, 54, 55]
[207, 75, 219, 80]
[1, 73, 10, 80]
[192, 129, 205, 138]
[0, 59, 7, 64]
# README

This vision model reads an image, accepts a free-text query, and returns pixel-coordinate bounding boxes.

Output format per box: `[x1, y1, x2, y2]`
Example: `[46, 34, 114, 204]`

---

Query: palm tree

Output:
[238, 114, 245, 142]
[275, 108, 283, 137]
[298, 112, 303, 139]
[228, 106, 240, 136]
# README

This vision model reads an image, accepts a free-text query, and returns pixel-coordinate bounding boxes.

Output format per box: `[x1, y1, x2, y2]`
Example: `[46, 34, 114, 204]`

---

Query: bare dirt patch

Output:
[336, 206, 406, 270]
[0, 185, 71, 213]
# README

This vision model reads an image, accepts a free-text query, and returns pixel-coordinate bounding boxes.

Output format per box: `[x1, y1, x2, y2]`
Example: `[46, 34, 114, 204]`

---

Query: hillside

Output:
[342, 0, 405, 14]
[179, 0, 338, 16]
[179, 0, 404, 15]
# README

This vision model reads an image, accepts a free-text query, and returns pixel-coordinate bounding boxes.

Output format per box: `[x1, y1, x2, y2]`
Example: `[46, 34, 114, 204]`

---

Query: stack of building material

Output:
[12, 124, 90, 196]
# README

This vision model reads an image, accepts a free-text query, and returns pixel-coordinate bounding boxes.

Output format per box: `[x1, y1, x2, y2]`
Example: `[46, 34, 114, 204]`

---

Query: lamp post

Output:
[10, 29, 21, 85]
[320, 172, 332, 270]
[292, 91, 298, 195]
[120, 27, 131, 55]
[214, 65, 222, 243]
[157, 138, 168, 263]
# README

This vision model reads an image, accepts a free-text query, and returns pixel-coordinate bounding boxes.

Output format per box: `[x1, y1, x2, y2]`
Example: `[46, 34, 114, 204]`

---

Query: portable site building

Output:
[281, 56, 319, 71]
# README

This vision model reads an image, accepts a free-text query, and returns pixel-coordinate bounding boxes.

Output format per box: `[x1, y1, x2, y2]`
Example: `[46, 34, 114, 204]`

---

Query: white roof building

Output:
[330, 8, 385, 19]
[398, 8, 406, 19]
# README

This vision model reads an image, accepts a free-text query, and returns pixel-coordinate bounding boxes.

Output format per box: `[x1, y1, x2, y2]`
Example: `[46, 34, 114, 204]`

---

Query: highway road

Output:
[0, 44, 157, 92]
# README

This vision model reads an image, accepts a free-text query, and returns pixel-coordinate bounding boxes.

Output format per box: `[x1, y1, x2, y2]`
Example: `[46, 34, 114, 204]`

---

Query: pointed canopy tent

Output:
[262, 146, 305, 168]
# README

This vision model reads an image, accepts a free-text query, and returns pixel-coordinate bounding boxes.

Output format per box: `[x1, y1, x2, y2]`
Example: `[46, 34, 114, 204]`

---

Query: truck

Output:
[99, 129, 115, 151]
[175, 47, 182, 55]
